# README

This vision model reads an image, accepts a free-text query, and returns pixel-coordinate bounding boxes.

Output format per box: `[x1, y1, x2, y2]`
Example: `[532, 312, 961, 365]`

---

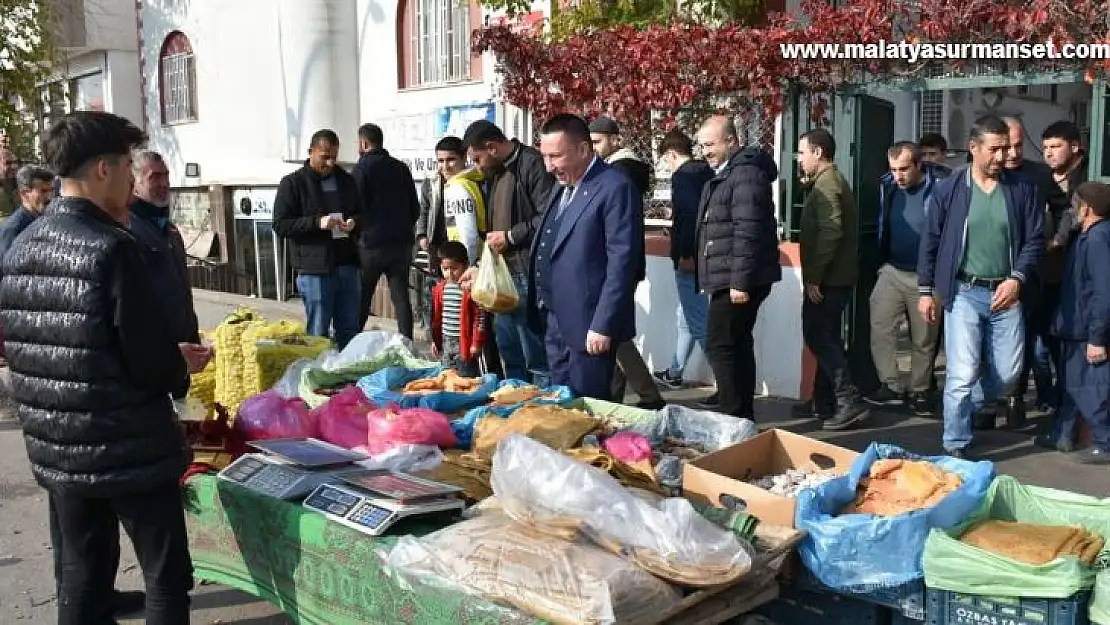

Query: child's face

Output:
[440, 258, 467, 283]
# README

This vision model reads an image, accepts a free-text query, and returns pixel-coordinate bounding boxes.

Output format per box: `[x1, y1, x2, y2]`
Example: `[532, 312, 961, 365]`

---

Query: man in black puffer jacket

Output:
[0, 111, 211, 625]
[695, 115, 782, 418]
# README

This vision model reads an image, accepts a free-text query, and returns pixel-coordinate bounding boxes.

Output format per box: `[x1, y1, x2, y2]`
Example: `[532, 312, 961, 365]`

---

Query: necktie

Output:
[558, 185, 575, 217]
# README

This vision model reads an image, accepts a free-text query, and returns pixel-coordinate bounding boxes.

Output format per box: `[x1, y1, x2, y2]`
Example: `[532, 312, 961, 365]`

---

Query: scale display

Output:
[303, 482, 463, 536]
[340, 471, 462, 503]
[248, 437, 368, 467]
[218, 453, 371, 501]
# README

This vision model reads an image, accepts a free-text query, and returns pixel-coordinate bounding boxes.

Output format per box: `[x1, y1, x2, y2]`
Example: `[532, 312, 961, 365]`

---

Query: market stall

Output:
[179, 309, 1110, 625]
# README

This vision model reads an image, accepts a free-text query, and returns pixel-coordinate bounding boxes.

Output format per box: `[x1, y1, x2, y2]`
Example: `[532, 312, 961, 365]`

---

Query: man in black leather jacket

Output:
[0, 111, 211, 625]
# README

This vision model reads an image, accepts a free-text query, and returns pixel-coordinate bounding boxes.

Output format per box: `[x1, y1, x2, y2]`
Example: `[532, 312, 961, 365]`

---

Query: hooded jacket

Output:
[443, 168, 488, 264]
[695, 148, 783, 294]
[607, 147, 653, 198]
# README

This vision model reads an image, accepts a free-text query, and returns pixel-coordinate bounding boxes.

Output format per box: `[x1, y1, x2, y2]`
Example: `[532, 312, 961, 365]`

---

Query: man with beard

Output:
[587, 116, 664, 408]
[462, 120, 553, 382]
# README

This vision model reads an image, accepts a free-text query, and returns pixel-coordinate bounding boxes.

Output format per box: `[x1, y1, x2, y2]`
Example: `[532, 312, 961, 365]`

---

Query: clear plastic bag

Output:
[274, 358, 313, 399]
[365, 404, 457, 455]
[471, 243, 520, 313]
[234, 389, 316, 440]
[359, 444, 444, 473]
[383, 512, 682, 625]
[625, 404, 758, 453]
[490, 434, 753, 587]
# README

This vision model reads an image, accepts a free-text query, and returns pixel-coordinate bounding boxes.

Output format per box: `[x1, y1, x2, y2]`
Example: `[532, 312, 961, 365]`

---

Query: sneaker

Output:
[865, 385, 905, 406]
[696, 393, 719, 409]
[947, 448, 969, 460]
[652, 370, 684, 390]
[1000, 397, 1027, 429]
[822, 402, 872, 431]
[908, 392, 935, 417]
[1075, 448, 1110, 465]
[1033, 434, 1075, 453]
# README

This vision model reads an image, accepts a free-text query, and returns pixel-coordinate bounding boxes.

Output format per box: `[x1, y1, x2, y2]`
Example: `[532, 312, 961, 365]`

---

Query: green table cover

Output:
[184, 474, 542, 624]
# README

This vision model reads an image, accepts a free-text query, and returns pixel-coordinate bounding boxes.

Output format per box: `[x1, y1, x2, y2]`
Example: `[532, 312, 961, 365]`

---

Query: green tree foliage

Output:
[0, 0, 55, 158]
[479, 0, 767, 39]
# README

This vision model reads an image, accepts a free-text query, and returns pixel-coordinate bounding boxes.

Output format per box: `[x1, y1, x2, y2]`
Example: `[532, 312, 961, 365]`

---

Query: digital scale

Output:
[217, 438, 372, 501]
[303, 471, 465, 536]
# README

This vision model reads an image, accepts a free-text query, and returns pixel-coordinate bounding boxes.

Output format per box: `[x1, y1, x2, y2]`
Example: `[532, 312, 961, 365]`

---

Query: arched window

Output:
[159, 31, 197, 124]
[397, 0, 482, 88]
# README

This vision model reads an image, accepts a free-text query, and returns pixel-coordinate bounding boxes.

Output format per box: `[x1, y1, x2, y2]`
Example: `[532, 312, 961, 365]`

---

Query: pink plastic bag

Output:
[603, 431, 653, 463]
[365, 404, 457, 455]
[235, 389, 316, 441]
[313, 385, 376, 451]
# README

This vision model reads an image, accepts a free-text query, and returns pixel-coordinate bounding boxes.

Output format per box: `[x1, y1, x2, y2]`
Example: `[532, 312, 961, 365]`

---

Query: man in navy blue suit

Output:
[527, 114, 641, 399]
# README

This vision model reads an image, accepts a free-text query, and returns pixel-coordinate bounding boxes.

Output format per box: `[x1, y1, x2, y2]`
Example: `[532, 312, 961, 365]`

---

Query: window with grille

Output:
[410, 0, 472, 86]
[918, 90, 944, 137]
[159, 32, 197, 125]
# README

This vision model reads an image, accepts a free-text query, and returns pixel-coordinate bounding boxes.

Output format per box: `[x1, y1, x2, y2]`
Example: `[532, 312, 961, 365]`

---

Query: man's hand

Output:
[319, 215, 340, 230]
[458, 266, 478, 290]
[1089, 344, 1108, 365]
[677, 256, 695, 273]
[486, 231, 509, 254]
[729, 289, 749, 304]
[990, 278, 1021, 312]
[179, 343, 214, 374]
[586, 331, 611, 355]
[418, 236, 429, 251]
[470, 345, 480, 357]
[338, 218, 356, 232]
[805, 283, 823, 304]
[918, 296, 937, 325]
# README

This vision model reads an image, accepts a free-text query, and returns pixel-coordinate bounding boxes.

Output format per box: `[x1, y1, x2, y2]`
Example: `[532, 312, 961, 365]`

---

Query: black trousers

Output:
[705, 286, 771, 417]
[801, 286, 858, 409]
[52, 482, 193, 625]
[358, 245, 414, 340]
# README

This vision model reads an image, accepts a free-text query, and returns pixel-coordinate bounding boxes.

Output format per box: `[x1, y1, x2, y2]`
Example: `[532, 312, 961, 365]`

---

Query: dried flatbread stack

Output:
[960, 520, 1106, 566]
[415, 450, 493, 501]
[563, 448, 665, 495]
[843, 459, 963, 516]
[489, 384, 552, 405]
[473, 405, 599, 458]
[402, 369, 485, 394]
[415, 514, 681, 625]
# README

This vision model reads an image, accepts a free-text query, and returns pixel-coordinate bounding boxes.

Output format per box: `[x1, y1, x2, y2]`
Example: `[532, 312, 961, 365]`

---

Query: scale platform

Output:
[217, 438, 371, 501]
[303, 471, 464, 536]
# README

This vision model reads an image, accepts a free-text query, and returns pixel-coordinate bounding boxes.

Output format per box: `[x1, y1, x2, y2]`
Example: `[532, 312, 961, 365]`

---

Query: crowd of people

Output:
[0, 101, 1108, 622]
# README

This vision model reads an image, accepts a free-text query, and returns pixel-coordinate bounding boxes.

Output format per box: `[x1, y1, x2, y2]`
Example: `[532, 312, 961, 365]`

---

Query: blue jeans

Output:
[493, 273, 548, 382]
[668, 271, 708, 375]
[943, 284, 1025, 452]
[296, 265, 361, 349]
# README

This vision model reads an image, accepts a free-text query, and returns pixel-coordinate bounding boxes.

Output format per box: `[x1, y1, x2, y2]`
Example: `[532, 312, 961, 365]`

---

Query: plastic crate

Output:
[798, 566, 927, 620]
[891, 612, 924, 624]
[926, 588, 1090, 625]
[756, 583, 891, 625]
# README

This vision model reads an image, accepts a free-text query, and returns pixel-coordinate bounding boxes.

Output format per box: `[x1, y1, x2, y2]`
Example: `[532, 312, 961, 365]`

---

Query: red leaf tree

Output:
[475, 0, 1110, 132]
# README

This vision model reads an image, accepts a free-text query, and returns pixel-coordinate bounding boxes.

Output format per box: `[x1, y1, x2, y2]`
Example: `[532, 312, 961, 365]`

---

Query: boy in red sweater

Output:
[432, 241, 487, 376]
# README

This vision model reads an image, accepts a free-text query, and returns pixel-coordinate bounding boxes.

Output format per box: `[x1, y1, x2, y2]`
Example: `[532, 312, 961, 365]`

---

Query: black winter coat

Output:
[695, 148, 782, 294]
[273, 163, 361, 274]
[0, 198, 191, 497]
[352, 148, 420, 249]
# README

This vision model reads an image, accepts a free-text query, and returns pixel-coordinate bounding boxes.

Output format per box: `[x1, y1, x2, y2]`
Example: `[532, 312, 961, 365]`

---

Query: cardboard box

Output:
[683, 429, 860, 527]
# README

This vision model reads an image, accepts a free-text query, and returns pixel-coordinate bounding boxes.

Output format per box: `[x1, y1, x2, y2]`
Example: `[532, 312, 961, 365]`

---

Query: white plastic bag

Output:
[471, 243, 519, 313]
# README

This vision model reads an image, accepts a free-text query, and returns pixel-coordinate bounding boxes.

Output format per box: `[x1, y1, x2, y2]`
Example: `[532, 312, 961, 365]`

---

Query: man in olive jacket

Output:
[797, 128, 870, 430]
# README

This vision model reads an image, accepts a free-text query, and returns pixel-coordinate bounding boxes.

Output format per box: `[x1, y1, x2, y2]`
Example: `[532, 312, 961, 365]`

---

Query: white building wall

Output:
[139, 0, 361, 187]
